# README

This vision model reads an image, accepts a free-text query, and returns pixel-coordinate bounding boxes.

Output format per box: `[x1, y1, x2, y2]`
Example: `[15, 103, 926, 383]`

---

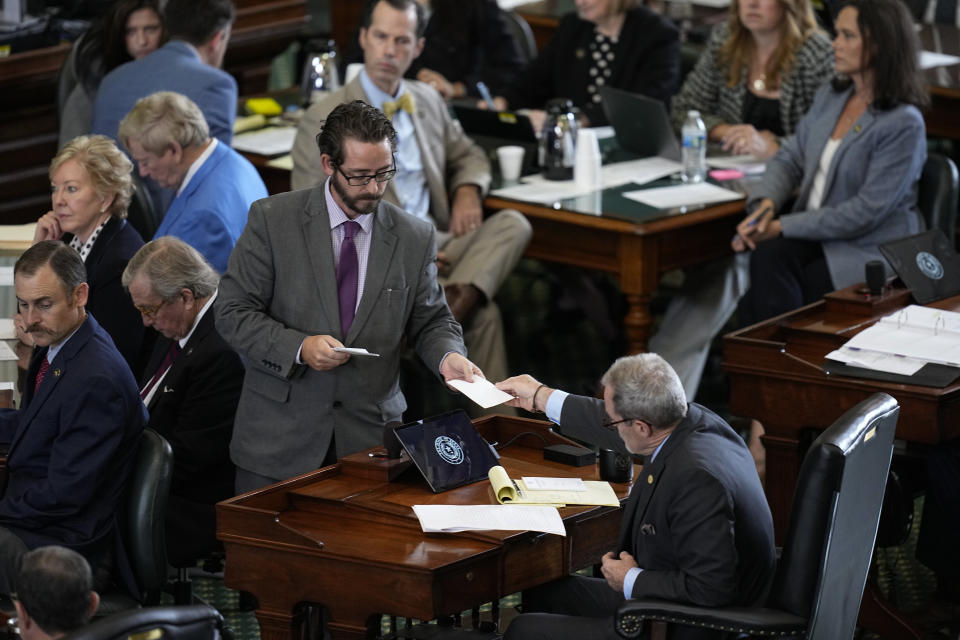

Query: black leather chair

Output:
[918, 152, 959, 242]
[63, 605, 227, 640]
[127, 173, 159, 242]
[97, 429, 173, 615]
[502, 10, 537, 63]
[615, 393, 900, 639]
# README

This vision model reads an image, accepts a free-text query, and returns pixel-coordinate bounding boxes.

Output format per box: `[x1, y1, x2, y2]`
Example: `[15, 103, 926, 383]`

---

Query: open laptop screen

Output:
[394, 410, 500, 493]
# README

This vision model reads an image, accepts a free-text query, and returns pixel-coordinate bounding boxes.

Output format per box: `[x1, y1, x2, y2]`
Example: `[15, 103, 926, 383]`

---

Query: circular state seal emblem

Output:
[434, 436, 464, 465]
[916, 251, 944, 280]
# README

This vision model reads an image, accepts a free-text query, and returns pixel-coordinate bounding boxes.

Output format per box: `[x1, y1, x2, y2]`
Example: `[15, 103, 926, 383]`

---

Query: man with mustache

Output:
[218, 100, 479, 492]
[291, 0, 531, 385]
[0, 241, 145, 593]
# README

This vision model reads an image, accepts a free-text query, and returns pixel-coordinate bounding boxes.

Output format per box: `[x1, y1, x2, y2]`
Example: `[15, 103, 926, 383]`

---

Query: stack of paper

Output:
[488, 465, 620, 507]
[826, 305, 960, 374]
[412, 504, 565, 535]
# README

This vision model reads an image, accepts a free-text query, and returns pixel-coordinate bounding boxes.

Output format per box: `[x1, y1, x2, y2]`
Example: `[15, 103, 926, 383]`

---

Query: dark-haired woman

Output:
[59, 0, 165, 146]
[735, 0, 928, 325]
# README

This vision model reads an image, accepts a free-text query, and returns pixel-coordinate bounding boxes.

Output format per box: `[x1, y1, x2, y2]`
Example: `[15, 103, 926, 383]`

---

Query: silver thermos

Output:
[540, 98, 580, 180]
[301, 39, 341, 105]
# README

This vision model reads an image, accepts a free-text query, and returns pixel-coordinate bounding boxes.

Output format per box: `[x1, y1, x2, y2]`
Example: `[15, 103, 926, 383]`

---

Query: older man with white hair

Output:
[119, 91, 267, 272]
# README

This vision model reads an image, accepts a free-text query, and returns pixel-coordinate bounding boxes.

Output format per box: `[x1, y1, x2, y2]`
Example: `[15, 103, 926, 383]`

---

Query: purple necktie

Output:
[337, 220, 361, 336]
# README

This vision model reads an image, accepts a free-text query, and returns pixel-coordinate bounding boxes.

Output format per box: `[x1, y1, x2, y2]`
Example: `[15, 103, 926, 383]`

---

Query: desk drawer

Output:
[502, 531, 565, 594]
[568, 508, 621, 570]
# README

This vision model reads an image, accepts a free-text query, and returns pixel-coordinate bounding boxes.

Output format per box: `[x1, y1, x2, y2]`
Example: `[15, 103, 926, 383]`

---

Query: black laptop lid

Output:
[880, 229, 960, 304]
[452, 105, 538, 143]
[599, 86, 681, 161]
[394, 410, 499, 493]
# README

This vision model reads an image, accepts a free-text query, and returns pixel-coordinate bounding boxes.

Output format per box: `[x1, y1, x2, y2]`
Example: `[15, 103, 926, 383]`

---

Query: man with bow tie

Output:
[123, 236, 243, 565]
[496, 354, 775, 640]
[0, 241, 144, 594]
[292, 0, 531, 385]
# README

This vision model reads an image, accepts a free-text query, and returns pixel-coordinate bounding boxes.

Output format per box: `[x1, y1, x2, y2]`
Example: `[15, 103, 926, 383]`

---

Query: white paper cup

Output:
[497, 145, 525, 183]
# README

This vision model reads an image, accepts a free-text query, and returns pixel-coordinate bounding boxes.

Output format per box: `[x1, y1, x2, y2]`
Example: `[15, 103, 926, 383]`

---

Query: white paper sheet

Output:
[232, 127, 297, 156]
[521, 476, 586, 491]
[447, 377, 513, 409]
[920, 51, 960, 70]
[826, 346, 927, 376]
[412, 504, 566, 535]
[332, 347, 380, 357]
[622, 182, 743, 209]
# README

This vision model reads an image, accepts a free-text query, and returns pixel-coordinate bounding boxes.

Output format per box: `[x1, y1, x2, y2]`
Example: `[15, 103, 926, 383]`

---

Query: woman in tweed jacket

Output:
[670, 0, 833, 160]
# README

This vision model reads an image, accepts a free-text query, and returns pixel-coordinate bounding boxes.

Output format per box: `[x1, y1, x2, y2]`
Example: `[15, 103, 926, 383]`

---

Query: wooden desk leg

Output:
[624, 292, 653, 354]
[857, 578, 923, 640]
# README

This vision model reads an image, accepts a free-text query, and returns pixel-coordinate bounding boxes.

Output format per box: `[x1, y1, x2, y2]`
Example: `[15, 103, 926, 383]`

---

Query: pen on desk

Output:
[476, 81, 497, 110]
[511, 478, 523, 498]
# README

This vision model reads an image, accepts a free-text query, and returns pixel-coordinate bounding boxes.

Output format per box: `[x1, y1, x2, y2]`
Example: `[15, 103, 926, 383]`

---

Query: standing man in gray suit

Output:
[291, 0, 531, 385]
[217, 100, 480, 493]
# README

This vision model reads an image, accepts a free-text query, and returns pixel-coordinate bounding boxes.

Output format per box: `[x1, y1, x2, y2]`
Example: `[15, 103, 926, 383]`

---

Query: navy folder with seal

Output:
[394, 409, 499, 493]
[880, 229, 960, 304]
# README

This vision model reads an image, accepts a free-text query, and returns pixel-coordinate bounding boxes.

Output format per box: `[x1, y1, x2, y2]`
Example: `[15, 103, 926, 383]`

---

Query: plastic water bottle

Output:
[681, 110, 707, 183]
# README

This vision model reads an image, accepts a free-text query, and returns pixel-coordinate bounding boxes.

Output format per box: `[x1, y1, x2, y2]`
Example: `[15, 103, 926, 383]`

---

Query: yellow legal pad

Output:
[488, 465, 620, 507]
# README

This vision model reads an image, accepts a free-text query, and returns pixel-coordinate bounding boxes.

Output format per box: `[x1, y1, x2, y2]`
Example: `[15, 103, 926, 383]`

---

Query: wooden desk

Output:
[486, 187, 743, 353]
[723, 285, 960, 640]
[217, 415, 634, 640]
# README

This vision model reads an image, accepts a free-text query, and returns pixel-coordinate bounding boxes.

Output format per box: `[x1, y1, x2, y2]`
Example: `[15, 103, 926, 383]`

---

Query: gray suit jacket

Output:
[748, 84, 926, 288]
[215, 183, 466, 479]
[291, 75, 491, 231]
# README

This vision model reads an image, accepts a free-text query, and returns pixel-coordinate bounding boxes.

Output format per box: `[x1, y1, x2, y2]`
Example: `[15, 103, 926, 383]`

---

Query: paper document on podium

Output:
[488, 465, 620, 506]
[412, 504, 566, 535]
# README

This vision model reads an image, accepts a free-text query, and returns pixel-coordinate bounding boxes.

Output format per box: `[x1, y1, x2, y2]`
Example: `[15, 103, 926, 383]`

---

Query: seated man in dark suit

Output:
[14, 546, 99, 640]
[0, 241, 145, 592]
[496, 354, 776, 640]
[122, 236, 244, 565]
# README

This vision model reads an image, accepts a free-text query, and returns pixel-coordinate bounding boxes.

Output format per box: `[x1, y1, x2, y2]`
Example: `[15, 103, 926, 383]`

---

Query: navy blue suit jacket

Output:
[0, 315, 146, 560]
[91, 40, 237, 145]
[65, 217, 145, 374]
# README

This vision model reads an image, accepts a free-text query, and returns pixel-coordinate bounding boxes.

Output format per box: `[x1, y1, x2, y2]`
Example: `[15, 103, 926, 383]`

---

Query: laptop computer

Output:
[452, 105, 540, 176]
[393, 409, 500, 493]
[880, 229, 960, 304]
[599, 86, 682, 161]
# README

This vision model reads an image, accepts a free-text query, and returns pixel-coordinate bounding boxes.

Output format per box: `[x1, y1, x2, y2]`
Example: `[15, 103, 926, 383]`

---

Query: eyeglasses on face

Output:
[134, 298, 168, 319]
[602, 416, 638, 430]
[335, 162, 397, 186]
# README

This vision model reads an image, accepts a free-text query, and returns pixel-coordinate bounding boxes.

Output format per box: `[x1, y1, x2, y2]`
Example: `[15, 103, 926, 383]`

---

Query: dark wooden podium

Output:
[723, 284, 960, 639]
[217, 415, 634, 640]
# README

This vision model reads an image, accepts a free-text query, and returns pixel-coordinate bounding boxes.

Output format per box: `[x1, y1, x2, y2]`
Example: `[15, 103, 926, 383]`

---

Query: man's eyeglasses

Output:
[134, 299, 167, 319]
[336, 163, 397, 186]
[602, 416, 638, 430]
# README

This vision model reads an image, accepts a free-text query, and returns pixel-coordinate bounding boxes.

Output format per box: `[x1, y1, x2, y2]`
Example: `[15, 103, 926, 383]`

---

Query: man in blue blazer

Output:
[0, 242, 146, 593]
[91, 0, 237, 146]
[497, 354, 775, 640]
[120, 91, 267, 273]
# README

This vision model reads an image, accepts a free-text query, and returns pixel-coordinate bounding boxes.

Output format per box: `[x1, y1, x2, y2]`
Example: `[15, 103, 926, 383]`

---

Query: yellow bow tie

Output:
[382, 92, 415, 120]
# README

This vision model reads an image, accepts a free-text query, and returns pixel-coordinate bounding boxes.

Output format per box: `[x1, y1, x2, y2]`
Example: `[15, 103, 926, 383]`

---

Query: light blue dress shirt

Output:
[359, 70, 430, 221]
